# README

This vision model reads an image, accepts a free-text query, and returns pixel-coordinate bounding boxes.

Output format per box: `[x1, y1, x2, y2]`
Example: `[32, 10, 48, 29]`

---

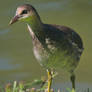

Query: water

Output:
[0, 0, 92, 89]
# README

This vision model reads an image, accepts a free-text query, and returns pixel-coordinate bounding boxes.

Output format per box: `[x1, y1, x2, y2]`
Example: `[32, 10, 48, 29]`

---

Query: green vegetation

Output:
[0, 77, 48, 92]
[0, 78, 90, 92]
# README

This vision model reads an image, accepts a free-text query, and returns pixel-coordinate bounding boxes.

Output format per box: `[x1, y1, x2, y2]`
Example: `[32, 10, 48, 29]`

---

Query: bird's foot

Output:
[72, 88, 75, 92]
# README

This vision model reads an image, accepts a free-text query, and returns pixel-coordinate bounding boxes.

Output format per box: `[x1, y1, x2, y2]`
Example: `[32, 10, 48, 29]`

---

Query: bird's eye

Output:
[21, 10, 28, 14]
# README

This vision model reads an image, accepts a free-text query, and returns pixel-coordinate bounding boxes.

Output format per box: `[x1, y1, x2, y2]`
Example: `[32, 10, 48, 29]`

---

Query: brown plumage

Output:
[30, 23, 83, 72]
[10, 4, 84, 91]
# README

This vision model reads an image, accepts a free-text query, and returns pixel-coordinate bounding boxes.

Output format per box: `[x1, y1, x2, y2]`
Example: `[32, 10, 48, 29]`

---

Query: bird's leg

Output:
[70, 74, 76, 92]
[47, 69, 52, 92]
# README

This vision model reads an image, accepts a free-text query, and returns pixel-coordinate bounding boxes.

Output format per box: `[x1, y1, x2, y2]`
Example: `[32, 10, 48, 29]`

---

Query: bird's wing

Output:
[43, 24, 84, 51]
[43, 24, 84, 62]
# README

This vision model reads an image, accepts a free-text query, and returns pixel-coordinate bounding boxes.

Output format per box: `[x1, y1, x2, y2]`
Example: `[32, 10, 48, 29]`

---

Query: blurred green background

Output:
[0, 0, 92, 89]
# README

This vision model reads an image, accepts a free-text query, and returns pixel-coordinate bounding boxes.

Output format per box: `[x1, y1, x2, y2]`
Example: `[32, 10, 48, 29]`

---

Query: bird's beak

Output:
[9, 15, 20, 25]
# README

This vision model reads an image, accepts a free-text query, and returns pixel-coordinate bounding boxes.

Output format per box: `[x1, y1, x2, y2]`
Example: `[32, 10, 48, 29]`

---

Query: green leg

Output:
[47, 70, 52, 92]
[70, 74, 75, 92]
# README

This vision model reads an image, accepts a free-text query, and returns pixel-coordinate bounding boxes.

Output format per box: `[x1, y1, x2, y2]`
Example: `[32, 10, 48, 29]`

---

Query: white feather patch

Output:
[27, 24, 34, 37]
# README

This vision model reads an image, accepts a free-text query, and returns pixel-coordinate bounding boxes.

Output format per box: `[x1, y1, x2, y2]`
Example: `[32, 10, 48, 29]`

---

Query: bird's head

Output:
[9, 4, 41, 25]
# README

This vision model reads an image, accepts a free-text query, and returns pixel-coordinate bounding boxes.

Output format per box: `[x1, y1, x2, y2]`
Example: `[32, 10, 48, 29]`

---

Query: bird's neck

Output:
[26, 15, 44, 38]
